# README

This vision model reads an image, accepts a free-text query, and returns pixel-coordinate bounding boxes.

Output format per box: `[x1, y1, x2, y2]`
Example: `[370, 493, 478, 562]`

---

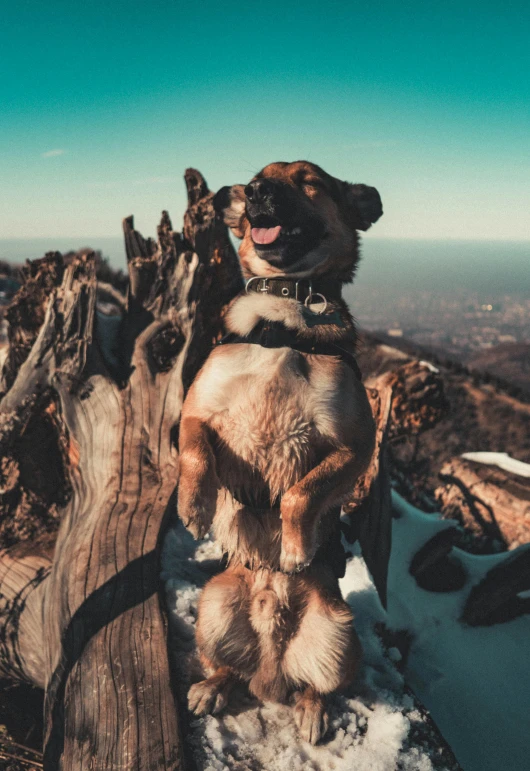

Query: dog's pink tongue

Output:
[251, 225, 281, 245]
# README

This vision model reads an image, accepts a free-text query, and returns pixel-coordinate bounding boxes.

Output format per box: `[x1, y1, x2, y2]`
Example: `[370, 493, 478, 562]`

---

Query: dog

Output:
[177, 161, 382, 743]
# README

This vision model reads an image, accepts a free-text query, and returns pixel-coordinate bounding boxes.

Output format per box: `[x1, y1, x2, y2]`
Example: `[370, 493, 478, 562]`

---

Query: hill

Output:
[466, 342, 530, 395]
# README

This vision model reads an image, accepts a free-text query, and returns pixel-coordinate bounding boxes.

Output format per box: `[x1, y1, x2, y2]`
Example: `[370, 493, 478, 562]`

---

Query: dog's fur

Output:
[178, 161, 382, 743]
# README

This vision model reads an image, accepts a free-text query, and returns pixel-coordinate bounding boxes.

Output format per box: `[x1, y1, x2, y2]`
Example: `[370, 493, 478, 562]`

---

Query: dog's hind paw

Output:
[188, 679, 228, 716]
[293, 690, 329, 745]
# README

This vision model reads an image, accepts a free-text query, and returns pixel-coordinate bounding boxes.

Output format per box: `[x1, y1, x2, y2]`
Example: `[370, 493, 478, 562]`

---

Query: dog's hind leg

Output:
[282, 581, 361, 743]
[188, 664, 238, 716]
[190, 566, 260, 715]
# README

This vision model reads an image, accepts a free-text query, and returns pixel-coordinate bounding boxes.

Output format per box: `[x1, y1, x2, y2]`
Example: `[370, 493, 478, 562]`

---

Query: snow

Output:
[419, 360, 440, 373]
[386, 493, 530, 771]
[162, 492, 530, 771]
[460, 451, 530, 478]
[162, 518, 456, 771]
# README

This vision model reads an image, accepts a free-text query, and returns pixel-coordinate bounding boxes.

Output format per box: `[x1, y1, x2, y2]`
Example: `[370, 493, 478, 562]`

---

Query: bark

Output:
[434, 457, 530, 624]
[0, 169, 241, 770]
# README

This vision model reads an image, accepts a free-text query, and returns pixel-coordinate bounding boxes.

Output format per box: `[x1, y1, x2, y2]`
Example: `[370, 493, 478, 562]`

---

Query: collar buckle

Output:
[245, 276, 269, 294]
[295, 279, 312, 302]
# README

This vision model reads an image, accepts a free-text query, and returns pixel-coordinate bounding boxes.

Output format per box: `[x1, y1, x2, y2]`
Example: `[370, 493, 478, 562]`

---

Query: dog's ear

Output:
[213, 184, 247, 238]
[342, 183, 383, 231]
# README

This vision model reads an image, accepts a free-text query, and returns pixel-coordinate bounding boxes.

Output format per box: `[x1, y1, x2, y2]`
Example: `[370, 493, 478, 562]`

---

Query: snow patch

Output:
[461, 451, 530, 478]
[387, 492, 530, 771]
[419, 360, 440, 373]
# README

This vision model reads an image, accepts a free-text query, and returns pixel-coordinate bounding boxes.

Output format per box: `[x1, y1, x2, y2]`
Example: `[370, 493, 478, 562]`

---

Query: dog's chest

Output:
[195, 344, 341, 484]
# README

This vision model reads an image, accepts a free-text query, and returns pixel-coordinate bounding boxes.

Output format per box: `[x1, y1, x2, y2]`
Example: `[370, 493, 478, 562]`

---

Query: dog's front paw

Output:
[279, 492, 317, 572]
[185, 518, 209, 540]
[179, 508, 212, 541]
[279, 537, 316, 574]
[177, 496, 214, 540]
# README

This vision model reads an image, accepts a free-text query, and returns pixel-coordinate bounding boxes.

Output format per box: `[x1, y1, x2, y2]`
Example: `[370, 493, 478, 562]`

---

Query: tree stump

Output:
[0, 169, 241, 770]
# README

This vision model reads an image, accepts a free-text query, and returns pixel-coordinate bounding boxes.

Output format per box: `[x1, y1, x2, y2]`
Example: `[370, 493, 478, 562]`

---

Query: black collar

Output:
[245, 276, 342, 304]
[217, 319, 362, 380]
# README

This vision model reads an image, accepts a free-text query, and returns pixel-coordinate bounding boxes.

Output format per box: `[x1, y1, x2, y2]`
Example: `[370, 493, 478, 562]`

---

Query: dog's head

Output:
[214, 161, 382, 281]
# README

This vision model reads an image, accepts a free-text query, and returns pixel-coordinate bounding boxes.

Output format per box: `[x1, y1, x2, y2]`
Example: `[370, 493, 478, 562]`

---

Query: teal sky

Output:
[1, 0, 529, 240]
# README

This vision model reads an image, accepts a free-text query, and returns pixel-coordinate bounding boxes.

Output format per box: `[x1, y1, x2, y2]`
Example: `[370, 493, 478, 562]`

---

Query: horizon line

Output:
[1, 235, 529, 244]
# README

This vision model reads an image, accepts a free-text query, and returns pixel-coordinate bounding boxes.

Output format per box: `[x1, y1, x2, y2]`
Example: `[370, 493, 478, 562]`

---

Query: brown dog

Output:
[177, 161, 382, 743]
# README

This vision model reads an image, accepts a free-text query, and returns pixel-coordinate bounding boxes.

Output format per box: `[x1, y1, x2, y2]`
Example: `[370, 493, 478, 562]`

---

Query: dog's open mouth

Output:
[251, 225, 282, 245]
[250, 216, 302, 248]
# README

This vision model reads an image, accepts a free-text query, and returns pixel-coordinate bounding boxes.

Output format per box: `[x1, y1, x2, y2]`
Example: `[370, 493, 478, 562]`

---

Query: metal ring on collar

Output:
[245, 276, 262, 293]
[304, 292, 328, 315]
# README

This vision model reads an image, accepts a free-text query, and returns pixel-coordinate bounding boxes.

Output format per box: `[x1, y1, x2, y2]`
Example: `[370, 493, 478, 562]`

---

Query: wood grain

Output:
[0, 169, 241, 770]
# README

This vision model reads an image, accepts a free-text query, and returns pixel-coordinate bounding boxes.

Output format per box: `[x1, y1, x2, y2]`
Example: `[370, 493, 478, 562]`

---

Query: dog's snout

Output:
[244, 179, 274, 204]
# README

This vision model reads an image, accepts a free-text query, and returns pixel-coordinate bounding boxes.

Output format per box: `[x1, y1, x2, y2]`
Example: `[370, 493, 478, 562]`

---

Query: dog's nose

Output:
[244, 179, 273, 204]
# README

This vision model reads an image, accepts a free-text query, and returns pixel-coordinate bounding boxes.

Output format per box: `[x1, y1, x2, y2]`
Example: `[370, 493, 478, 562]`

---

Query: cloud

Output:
[41, 149, 66, 158]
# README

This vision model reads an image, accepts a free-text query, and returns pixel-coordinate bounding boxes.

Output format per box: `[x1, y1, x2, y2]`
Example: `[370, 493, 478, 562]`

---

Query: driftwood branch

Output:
[436, 457, 530, 549]
[433, 457, 530, 625]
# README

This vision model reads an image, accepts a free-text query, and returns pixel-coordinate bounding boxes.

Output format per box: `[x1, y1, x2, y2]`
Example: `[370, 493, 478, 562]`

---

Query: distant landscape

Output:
[2, 237, 528, 293]
[2, 236, 529, 394]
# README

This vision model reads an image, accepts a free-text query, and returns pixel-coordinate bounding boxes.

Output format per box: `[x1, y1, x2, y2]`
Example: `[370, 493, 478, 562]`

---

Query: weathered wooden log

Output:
[436, 457, 530, 549]
[0, 169, 241, 770]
